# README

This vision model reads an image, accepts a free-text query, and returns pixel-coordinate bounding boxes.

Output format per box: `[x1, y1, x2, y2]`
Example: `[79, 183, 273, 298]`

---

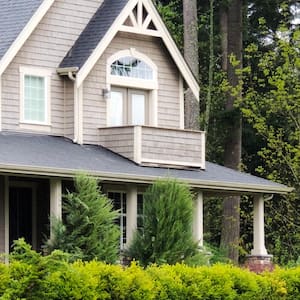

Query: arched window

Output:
[106, 49, 158, 127]
[110, 56, 153, 80]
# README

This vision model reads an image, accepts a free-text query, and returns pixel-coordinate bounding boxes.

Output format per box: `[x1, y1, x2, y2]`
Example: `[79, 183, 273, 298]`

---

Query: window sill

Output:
[19, 122, 52, 132]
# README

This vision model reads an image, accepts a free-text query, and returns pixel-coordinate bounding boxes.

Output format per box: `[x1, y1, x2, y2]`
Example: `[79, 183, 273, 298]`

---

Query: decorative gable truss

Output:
[75, 0, 199, 101]
[120, 0, 160, 37]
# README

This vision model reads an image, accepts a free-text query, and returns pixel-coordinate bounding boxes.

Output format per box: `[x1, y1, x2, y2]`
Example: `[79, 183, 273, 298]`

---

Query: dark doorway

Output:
[9, 187, 33, 250]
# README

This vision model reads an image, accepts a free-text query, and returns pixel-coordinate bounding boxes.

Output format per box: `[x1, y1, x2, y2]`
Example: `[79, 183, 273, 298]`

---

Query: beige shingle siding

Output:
[1, 0, 103, 136]
[0, 0, 44, 60]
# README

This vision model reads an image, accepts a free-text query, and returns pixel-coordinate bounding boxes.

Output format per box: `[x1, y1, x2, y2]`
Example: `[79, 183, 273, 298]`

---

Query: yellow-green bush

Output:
[1, 252, 300, 299]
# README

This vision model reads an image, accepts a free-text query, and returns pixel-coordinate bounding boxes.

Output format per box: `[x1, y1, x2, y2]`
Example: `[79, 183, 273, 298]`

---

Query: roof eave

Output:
[0, 164, 292, 195]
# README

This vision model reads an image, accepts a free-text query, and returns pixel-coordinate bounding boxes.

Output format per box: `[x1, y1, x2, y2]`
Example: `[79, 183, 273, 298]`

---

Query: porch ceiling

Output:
[0, 132, 293, 194]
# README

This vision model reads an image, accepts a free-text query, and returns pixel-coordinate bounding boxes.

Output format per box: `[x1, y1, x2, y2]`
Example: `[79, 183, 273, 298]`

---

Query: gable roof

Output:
[0, 0, 42, 60]
[60, 0, 128, 70]
[59, 0, 199, 100]
[0, 132, 292, 194]
[0, 0, 55, 76]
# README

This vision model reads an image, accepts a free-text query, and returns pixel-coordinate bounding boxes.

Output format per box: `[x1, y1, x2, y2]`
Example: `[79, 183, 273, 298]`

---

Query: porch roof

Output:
[0, 132, 292, 194]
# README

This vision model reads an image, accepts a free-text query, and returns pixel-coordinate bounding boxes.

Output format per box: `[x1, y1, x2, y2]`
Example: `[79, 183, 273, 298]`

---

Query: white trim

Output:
[193, 191, 203, 247]
[126, 184, 137, 247]
[73, 81, 83, 144]
[0, 75, 2, 131]
[134, 125, 142, 164]
[179, 75, 184, 129]
[78, 84, 83, 144]
[4, 176, 9, 260]
[137, 0, 143, 27]
[201, 132, 206, 169]
[108, 76, 157, 90]
[19, 66, 52, 126]
[149, 89, 158, 126]
[0, 0, 55, 76]
[73, 81, 79, 143]
[107, 190, 127, 248]
[129, 12, 138, 27]
[19, 123, 52, 132]
[142, 14, 152, 30]
[251, 195, 268, 256]
[50, 178, 62, 239]
[76, 0, 199, 100]
[141, 157, 204, 168]
[119, 25, 162, 37]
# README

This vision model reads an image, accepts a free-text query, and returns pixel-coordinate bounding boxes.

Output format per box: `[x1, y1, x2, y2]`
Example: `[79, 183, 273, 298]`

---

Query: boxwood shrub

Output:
[0, 242, 299, 299]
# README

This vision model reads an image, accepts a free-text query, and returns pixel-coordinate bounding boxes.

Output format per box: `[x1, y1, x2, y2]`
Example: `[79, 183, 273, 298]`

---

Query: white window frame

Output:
[107, 190, 127, 249]
[108, 87, 149, 126]
[19, 66, 52, 127]
[106, 49, 158, 126]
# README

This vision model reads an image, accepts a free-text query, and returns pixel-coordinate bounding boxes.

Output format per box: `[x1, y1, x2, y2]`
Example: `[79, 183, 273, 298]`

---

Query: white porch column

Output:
[251, 195, 268, 256]
[50, 178, 62, 238]
[193, 191, 203, 247]
[4, 176, 9, 260]
[126, 184, 137, 246]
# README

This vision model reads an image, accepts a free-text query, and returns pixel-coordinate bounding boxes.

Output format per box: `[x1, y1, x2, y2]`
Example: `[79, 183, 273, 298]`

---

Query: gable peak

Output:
[120, 0, 160, 36]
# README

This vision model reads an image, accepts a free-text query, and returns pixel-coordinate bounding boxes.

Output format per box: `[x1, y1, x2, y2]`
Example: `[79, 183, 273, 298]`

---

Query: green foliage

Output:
[127, 179, 198, 266]
[238, 28, 300, 264]
[154, 0, 183, 49]
[45, 174, 120, 263]
[3, 245, 300, 300]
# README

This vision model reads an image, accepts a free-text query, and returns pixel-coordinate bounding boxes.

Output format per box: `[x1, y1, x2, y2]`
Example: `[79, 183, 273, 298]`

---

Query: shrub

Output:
[45, 174, 120, 263]
[0, 242, 299, 299]
[127, 178, 198, 266]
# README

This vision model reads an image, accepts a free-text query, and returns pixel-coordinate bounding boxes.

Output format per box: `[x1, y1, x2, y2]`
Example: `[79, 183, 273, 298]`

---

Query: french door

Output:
[108, 87, 148, 126]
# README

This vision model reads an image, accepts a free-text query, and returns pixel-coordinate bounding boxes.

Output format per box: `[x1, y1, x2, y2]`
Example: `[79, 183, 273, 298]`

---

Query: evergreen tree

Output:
[45, 174, 119, 263]
[127, 179, 198, 266]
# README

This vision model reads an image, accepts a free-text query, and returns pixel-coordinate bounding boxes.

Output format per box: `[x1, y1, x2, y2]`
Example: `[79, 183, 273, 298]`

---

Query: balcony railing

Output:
[98, 125, 205, 169]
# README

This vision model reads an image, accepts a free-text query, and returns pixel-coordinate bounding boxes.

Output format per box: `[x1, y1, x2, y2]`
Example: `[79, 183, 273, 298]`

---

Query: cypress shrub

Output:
[45, 174, 119, 263]
[127, 178, 198, 266]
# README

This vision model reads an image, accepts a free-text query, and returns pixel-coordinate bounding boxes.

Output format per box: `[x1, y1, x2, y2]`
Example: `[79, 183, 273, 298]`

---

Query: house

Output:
[0, 0, 292, 265]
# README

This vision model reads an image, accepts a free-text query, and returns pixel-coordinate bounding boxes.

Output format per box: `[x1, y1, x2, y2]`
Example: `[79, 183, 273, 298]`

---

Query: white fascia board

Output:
[0, 0, 55, 76]
[76, 0, 138, 88]
[142, 0, 199, 100]
[0, 163, 293, 195]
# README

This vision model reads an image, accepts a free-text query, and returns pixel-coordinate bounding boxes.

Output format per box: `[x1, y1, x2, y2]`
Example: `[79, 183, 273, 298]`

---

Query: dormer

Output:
[57, 0, 205, 169]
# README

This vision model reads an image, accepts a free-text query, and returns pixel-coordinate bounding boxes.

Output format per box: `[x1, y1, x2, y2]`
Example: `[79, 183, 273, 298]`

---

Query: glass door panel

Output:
[131, 93, 145, 125]
[108, 90, 124, 126]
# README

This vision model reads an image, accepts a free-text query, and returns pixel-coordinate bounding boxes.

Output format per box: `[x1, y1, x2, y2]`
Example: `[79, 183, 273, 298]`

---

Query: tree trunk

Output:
[220, 0, 243, 264]
[183, 0, 199, 130]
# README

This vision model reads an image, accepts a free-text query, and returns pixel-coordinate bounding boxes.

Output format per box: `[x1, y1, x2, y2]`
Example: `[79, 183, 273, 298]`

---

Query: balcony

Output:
[98, 126, 205, 169]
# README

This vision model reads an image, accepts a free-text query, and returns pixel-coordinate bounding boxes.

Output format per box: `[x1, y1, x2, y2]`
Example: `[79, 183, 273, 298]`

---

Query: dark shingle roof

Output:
[0, 132, 291, 194]
[60, 0, 128, 69]
[0, 0, 44, 60]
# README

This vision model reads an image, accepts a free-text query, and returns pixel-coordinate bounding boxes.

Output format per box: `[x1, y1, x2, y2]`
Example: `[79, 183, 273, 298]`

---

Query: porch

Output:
[0, 132, 292, 263]
[0, 174, 270, 262]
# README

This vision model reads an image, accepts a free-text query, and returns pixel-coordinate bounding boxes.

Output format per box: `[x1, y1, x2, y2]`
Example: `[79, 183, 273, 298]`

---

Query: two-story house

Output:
[0, 0, 292, 265]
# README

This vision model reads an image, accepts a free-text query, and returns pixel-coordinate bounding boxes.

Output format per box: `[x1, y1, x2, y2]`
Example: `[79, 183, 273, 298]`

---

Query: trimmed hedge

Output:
[1, 255, 300, 299]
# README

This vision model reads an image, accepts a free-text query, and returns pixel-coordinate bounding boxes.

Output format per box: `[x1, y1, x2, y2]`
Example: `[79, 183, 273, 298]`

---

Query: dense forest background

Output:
[154, 0, 300, 265]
